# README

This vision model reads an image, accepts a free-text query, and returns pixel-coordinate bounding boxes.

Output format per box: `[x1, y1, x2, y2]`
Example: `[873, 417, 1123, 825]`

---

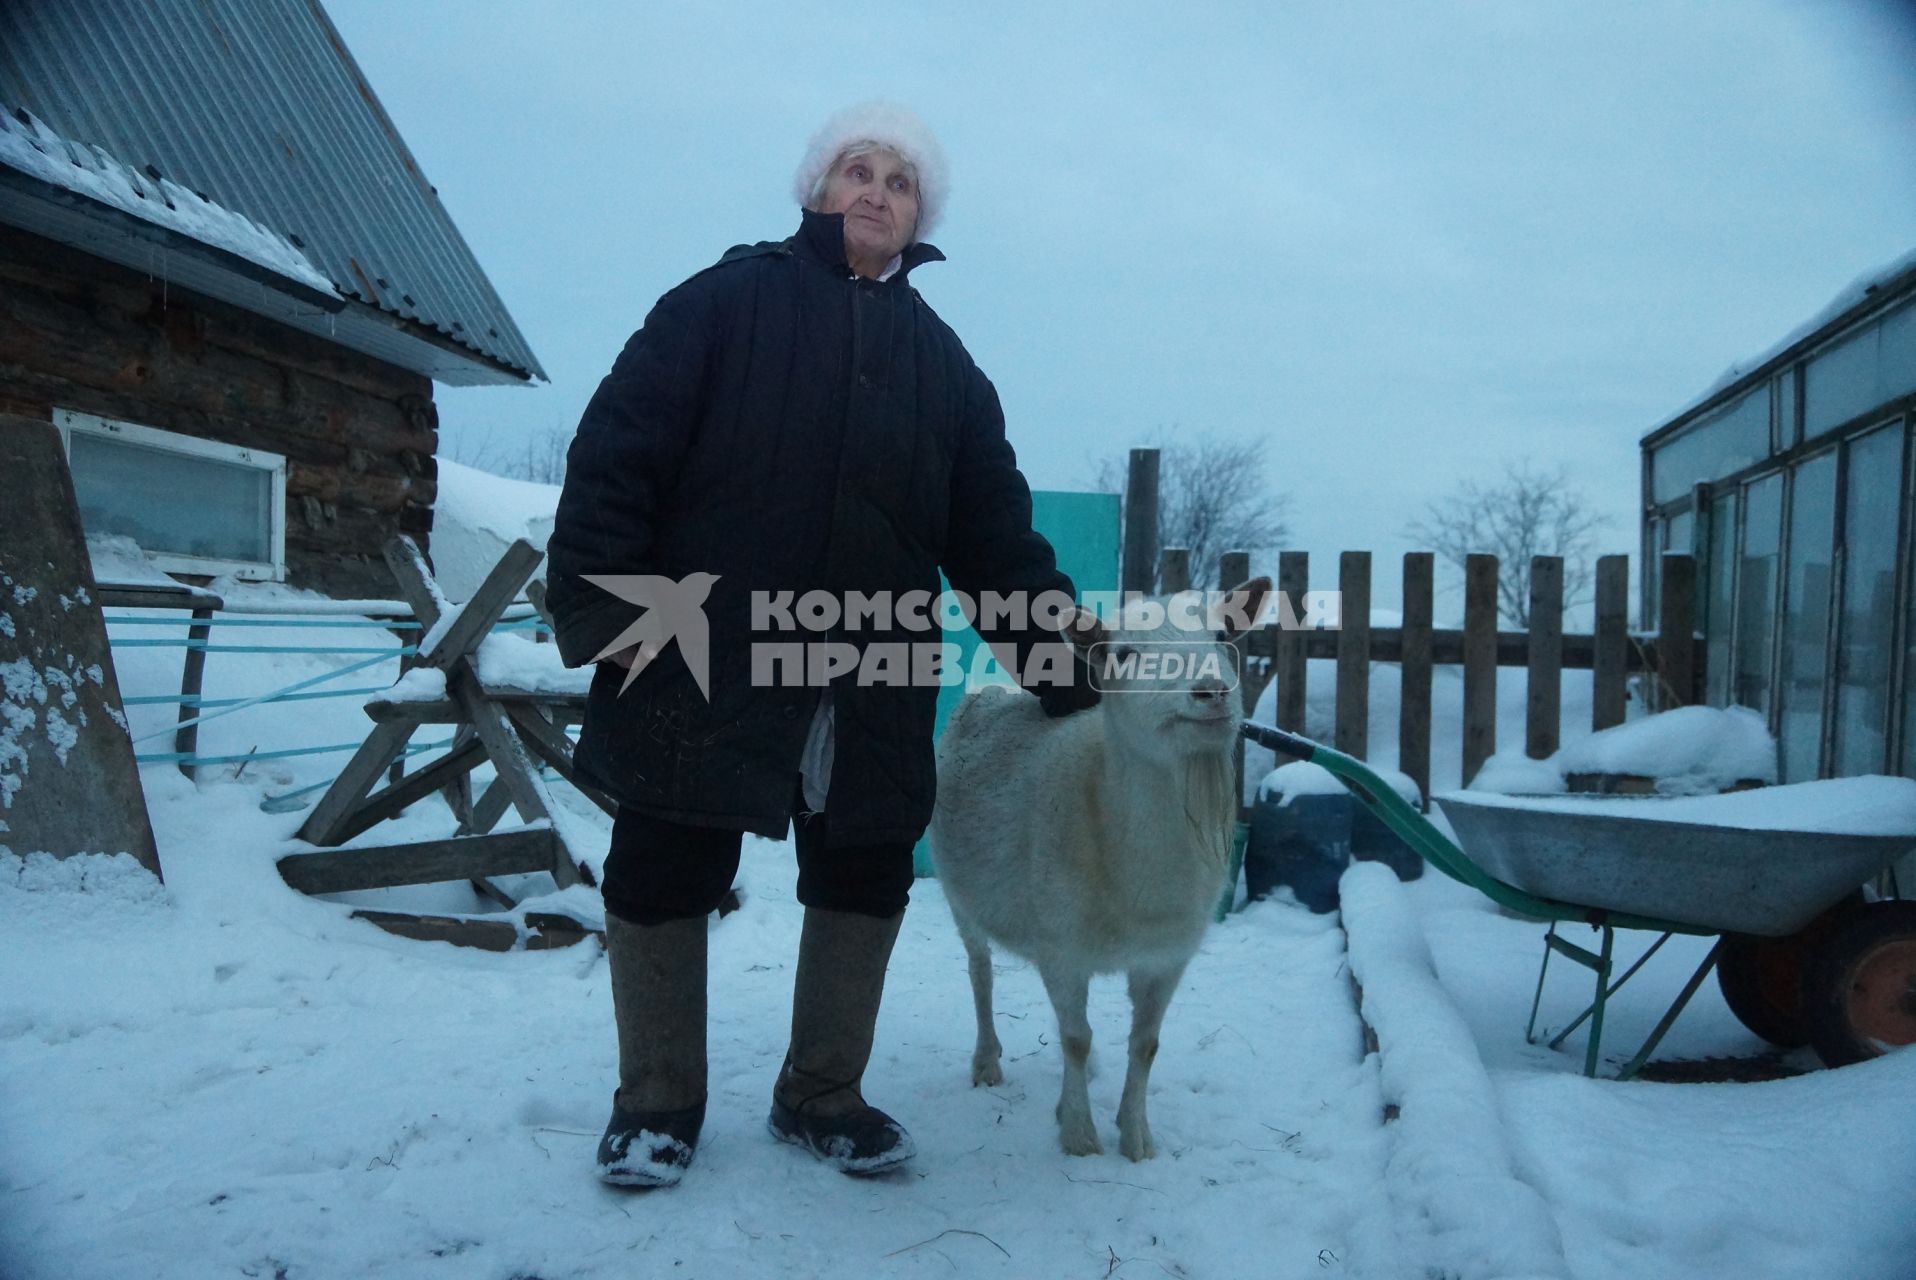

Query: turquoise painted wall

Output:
[913, 489, 1122, 876]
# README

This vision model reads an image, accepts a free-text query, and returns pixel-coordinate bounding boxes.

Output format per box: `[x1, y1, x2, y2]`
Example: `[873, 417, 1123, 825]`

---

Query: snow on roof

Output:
[0, 1, 544, 382]
[430, 458, 561, 601]
[1661, 245, 1916, 429]
[0, 109, 337, 297]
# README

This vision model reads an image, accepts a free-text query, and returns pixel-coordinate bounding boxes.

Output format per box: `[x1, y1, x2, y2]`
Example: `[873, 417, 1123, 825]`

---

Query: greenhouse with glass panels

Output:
[1641, 250, 1916, 785]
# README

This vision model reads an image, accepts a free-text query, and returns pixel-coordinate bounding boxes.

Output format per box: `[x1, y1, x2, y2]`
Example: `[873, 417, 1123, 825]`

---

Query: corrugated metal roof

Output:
[0, 0, 545, 385]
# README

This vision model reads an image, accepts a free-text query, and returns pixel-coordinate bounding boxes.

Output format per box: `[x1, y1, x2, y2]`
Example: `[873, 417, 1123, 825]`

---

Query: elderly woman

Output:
[547, 102, 1096, 1187]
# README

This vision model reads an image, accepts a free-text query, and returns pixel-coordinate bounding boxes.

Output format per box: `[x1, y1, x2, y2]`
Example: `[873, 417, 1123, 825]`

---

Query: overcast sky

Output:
[323, 0, 1916, 615]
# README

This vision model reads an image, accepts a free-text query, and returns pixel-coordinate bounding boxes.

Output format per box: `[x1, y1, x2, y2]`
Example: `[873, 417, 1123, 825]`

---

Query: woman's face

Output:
[813, 148, 920, 273]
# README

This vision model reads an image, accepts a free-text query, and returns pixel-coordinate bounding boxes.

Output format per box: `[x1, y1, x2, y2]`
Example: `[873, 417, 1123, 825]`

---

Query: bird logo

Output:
[581, 572, 720, 699]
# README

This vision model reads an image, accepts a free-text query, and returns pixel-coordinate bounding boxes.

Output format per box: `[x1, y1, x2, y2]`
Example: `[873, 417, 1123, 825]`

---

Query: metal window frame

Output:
[1827, 418, 1906, 776]
[1701, 483, 1738, 708]
[54, 408, 287, 581]
[1774, 445, 1839, 781]
[1892, 418, 1916, 777]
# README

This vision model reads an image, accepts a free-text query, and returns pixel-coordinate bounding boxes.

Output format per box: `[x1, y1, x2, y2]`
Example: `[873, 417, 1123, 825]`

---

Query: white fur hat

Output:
[792, 101, 949, 242]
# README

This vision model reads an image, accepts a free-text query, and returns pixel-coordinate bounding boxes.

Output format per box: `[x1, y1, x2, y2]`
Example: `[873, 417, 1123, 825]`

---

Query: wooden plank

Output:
[297, 720, 418, 846]
[327, 735, 489, 845]
[1399, 552, 1434, 808]
[365, 691, 588, 722]
[1592, 555, 1629, 731]
[469, 877, 520, 910]
[175, 607, 214, 780]
[348, 909, 596, 952]
[504, 703, 618, 816]
[351, 913, 520, 952]
[382, 535, 445, 625]
[277, 826, 559, 894]
[1217, 550, 1251, 591]
[364, 698, 463, 723]
[1242, 624, 1653, 671]
[1275, 551, 1309, 734]
[452, 671, 553, 827]
[448, 668, 591, 889]
[1657, 553, 1697, 709]
[1462, 554, 1499, 786]
[1157, 548, 1191, 594]
[94, 584, 225, 612]
[416, 539, 544, 668]
[525, 577, 556, 643]
[521, 912, 600, 949]
[1122, 448, 1160, 596]
[465, 777, 513, 836]
[1526, 556, 1564, 760]
[1216, 549, 1253, 811]
[1335, 551, 1371, 759]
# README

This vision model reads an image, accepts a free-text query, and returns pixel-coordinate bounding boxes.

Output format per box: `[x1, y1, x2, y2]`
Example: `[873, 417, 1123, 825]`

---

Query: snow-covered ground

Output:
[6, 756, 1912, 1280]
[5, 767, 1398, 1280]
[3, 535, 1913, 1277]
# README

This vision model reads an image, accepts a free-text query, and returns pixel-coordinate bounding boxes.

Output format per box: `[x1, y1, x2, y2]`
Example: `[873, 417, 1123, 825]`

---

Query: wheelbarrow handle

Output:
[1239, 721, 1319, 760]
[1238, 721, 1694, 933]
[1239, 721, 1492, 899]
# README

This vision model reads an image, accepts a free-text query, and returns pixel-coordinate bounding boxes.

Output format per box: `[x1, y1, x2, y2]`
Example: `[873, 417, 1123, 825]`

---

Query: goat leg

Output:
[959, 926, 1004, 1086]
[1040, 963, 1101, 1156]
[1118, 963, 1186, 1161]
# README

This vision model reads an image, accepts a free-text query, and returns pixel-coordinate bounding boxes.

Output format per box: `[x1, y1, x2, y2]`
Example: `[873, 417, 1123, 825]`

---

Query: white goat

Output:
[929, 577, 1271, 1160]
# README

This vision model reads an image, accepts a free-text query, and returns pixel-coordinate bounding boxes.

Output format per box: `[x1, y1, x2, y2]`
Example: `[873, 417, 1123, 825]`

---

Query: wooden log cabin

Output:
[0, 1, 544, 598]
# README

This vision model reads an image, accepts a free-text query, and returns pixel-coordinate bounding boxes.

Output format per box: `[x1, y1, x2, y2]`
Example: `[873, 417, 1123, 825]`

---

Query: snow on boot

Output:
[596, 912, 708, 1188]
[598, 1095, 706, 1188]
[768, 1064, 916, 1174]
[767, 906, 916, 1175]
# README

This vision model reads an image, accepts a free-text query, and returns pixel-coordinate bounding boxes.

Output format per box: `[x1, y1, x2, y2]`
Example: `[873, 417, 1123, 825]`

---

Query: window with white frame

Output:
[54, 409, 286, 581]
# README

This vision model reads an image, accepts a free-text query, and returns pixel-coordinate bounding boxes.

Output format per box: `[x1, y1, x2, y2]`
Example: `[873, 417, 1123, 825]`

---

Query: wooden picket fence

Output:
[1119, 450, 1701, 808]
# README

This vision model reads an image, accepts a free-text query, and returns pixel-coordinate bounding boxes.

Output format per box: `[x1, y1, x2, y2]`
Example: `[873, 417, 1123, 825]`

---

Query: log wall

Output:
[0, 226, 437, 598]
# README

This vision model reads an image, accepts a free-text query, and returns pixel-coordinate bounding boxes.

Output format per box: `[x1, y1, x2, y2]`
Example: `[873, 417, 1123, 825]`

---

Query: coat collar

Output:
[792, 207, 946, 283]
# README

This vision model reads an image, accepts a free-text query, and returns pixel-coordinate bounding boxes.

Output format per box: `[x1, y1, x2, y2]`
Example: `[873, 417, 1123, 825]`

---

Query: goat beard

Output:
[1177, 750, 1239, 876]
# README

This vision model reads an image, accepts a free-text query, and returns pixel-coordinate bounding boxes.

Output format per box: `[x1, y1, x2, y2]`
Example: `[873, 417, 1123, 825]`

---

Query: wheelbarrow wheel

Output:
[1716, 933, 1810, 1047]
[1715, 894, 1862, 1048]
[1802, 900, 1916, 1069]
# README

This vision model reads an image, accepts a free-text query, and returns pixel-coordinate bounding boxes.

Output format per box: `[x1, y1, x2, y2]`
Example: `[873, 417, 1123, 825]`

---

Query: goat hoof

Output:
[1058, 1122, 1103, 1156]
[971, 1058, 1004, 1087]
[1119, 1127, 1156, 1161]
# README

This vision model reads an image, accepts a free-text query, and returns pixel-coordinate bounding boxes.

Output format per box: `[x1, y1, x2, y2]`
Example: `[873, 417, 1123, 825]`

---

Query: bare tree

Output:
[453, 426, 571, 486]
[1404, 459, 1608, 626]
[1093, 429, 1292, 584]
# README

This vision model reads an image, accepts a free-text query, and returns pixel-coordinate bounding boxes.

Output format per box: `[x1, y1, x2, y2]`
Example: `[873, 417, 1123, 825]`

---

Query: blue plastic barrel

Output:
[1244, 789, 1351, 913]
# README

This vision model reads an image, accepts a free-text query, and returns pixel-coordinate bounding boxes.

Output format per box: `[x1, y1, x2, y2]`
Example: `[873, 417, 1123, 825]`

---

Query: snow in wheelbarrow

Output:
[1435, 776, 1916, 937]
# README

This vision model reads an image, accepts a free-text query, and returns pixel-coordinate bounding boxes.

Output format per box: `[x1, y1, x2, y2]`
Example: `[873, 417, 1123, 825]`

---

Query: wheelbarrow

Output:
[1240, 722, 1916, 1079]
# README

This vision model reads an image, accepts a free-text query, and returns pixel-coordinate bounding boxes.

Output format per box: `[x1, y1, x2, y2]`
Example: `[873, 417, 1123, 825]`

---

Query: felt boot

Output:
[768, 906, 916, 1174]
[596, 912, 708, 1187]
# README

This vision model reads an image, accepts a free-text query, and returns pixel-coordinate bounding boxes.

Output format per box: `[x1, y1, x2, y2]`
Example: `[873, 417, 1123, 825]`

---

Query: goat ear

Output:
[1214, 575, 1274, 642]
[1060, 605, 1108, 654]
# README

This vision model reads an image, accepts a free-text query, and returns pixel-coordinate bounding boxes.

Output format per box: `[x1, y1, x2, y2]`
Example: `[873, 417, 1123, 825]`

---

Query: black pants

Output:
[602, 788, 916, 926]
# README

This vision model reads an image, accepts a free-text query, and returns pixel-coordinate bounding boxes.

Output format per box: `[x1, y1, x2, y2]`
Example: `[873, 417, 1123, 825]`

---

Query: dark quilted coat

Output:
[545, 209, 1081, 845]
